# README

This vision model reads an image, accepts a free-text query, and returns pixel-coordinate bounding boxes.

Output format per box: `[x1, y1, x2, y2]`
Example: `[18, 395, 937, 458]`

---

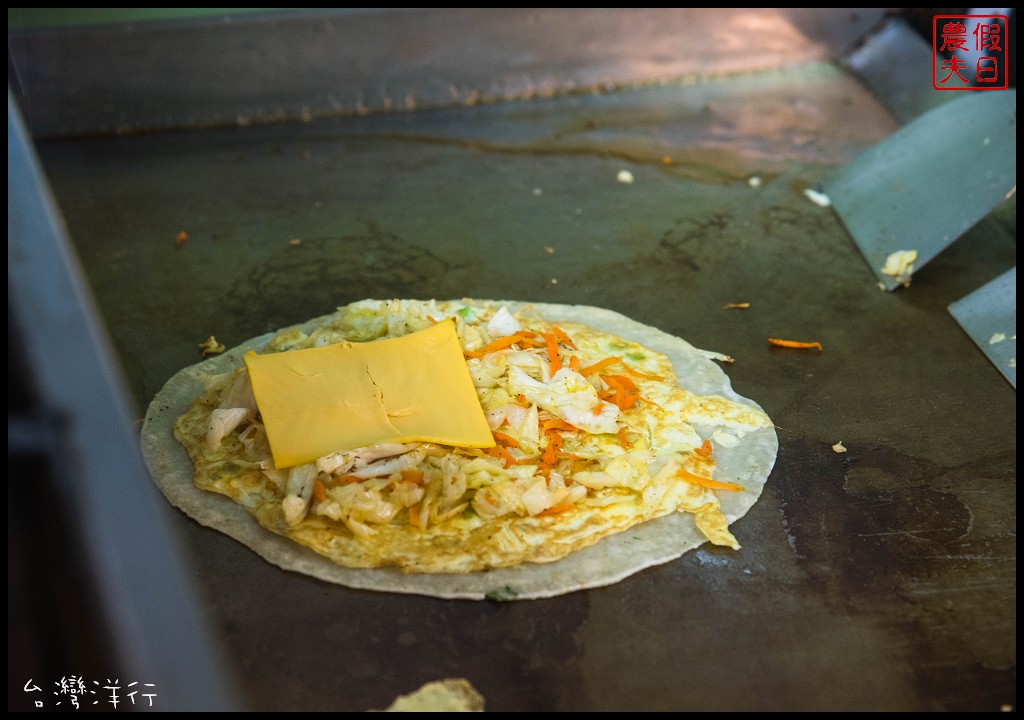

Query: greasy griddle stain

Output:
[775, 438, 1016, 711]
[656, 213, 731, 273]
[222, 227, 467, 331]
[584, 202, 845, 301]
[776, 438, 975, 594]
[759, 203, 833, 242]
[357, 133, 765, 185]
[574, 210, 739, 310]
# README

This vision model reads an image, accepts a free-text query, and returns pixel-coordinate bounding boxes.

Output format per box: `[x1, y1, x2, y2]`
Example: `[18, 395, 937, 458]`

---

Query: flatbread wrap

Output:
[141, 299, 778, 600]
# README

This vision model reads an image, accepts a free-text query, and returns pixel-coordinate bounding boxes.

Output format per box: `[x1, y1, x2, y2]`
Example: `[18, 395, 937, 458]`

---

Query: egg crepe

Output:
[141, 300, 778, 600]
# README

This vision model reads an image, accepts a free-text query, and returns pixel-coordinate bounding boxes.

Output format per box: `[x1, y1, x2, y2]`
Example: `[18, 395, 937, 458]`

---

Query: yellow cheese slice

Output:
[244, 320, 495, 468]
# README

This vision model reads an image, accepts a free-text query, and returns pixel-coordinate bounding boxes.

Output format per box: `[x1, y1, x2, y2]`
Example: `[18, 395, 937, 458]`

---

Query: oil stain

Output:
[354, 132, 772, 185]
[759, 204, 833, 240]
[576, 210, 738, 309]
[582, 202, 848, 299]
[656, 212, 732, 272]
[774, 438, 1016, 710]
[774, 438, 975, 596]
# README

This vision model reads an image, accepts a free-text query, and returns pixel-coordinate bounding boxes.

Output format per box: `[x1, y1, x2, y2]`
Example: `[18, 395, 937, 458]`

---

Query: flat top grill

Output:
[11, 9, 1016, 712]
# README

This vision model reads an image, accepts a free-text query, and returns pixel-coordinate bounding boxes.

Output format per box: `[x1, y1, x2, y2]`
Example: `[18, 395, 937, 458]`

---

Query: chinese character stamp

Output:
[933, 14, 1009, 90]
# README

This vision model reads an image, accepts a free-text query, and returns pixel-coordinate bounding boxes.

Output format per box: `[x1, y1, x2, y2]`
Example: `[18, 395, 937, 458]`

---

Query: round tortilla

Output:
[141, 301, 778, 600]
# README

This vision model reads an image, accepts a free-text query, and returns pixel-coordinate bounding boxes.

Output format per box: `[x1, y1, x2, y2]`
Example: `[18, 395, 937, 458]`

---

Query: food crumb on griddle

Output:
[198, 336, 226, 357]
[382, 678, 485, 712]
[803, 187, 831, 207]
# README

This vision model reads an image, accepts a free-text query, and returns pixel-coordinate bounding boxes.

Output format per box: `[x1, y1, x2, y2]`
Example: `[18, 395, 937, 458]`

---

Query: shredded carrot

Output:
[465, 331, 537, 358]
[401, 469, 424, 484]
[541, 332, 562, 374]
[537, 424, 586, 470]
[676, 468, 744, 492]
[621, 364, 664, 381]
[542, 431, 563, 465]
[570, 458, 594, 474]
[552, 326, 577, 349]
[515, 393, 529, 406]
[768, 337, 823, 351]
[694, 439, 713, 458]
[409, 503, 423, 528]
[580, 356, 622, 376]
[312, 479, 326, 503]
[639, 395, 663, 410]
[602, 374, 637, 393]
[486, 445, 517, 468]
[325, 474, 365, 487]
[569, 355, 582, 372]
[492, 431, 520, 448]
[538, 502, 575, 517]
[600, 376, 638, 410]
[617, 427, 632, 449]
[517, 337, 546, 349]
[542, 419, 579, 433]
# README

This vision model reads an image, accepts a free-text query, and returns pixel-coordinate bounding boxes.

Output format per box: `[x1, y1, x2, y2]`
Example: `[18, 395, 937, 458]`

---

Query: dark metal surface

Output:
[949, 267, 1017, 388]
[21, 11, 1016, 713]
[10, 7, 886, 137]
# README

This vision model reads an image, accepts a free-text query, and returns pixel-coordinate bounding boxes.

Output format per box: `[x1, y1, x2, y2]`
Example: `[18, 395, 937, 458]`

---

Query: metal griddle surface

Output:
[35, 51, 1015, 712]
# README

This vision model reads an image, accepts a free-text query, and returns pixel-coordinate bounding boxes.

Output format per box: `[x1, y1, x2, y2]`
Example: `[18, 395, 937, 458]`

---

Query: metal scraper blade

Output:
[824, 89, 1016, 291]
[948, 267, 1016, 388]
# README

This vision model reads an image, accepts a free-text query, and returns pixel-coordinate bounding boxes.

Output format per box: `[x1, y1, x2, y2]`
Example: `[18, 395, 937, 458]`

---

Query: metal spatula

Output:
[823, 89, 1016, 291]
[948, 267, 1017, 388]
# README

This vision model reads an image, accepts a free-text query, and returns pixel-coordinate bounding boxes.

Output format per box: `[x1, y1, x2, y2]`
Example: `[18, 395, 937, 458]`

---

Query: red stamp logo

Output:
[933, 14, 1009, 90]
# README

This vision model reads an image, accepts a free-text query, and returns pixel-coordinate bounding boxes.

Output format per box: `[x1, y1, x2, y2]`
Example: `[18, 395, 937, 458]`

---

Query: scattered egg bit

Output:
[989, 332, 1007, 345]
[198, 336, 225, 357]
[616, 169, 635, 184]
[881, 250, 918, 281]
[382, 678, 484, 712]
[701, 350, 735, 364]
[803, 188, 831, 207]
[832, 441, 847, 453]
